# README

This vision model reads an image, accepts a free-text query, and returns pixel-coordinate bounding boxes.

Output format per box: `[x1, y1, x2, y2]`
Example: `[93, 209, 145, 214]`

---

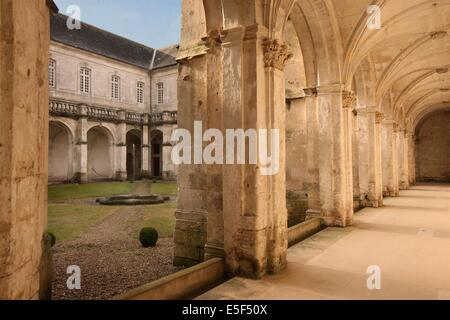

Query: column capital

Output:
[375, 111, 384, 124]
[393, 123, 400, 133]
[262, 38, 293, 70]
[342, 91, 357, 109]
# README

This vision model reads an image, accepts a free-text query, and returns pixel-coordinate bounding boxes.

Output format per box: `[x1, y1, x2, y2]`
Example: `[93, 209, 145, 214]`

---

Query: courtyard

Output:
[48, 181, 180, 300]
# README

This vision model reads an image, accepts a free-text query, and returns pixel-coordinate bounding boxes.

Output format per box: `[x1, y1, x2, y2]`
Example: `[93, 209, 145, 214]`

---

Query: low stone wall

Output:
[288, 218, 323, 247]
[112, 258, 224, 300]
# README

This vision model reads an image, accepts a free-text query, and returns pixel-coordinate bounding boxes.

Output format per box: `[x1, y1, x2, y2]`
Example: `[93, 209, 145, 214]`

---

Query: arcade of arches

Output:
[0, 0, 450, 299]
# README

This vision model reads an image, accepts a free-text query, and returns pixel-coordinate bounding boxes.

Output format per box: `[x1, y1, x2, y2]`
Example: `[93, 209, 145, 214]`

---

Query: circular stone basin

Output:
[96, 195, 170, 206]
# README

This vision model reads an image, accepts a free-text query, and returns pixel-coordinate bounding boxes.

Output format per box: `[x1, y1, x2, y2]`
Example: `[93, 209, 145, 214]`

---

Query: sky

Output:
[53, 0, 181, 49]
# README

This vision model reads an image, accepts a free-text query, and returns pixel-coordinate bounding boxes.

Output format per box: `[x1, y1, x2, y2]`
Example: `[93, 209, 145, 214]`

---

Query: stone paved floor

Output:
[198, 184, 450, 300]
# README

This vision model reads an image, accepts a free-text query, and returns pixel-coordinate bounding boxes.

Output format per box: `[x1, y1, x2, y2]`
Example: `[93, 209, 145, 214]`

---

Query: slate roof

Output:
[50, 13, 177, 70]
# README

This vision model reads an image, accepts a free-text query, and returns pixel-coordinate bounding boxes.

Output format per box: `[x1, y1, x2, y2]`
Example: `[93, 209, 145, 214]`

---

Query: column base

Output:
[306, 209, 322, 220]
[204, 244, 225, 261]
[72, 172, 87, 184]
[115, 171, 127, 181]
[141, 170, 150, 179]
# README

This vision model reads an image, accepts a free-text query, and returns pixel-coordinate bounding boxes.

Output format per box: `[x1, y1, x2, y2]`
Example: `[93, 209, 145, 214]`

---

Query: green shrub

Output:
[45, 232, 56, 247]
[139, 227, 159, 248]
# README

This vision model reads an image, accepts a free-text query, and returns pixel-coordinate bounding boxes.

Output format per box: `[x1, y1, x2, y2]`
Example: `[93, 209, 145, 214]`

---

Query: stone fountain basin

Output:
[96, 195, 170, 206]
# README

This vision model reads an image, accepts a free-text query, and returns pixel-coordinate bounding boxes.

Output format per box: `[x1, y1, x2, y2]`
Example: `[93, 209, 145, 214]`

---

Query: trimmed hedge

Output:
[139, 227, 159, 248]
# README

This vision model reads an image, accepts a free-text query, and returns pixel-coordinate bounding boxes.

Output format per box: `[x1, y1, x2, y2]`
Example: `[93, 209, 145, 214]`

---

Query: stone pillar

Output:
[141, 114, 150, 178]
[115, 110, 127, 181]
[203, 31, 225, 261]
[0, 0, 53, 299]
[382, 120, 400, 197]
[408, 132, 416, 185]
[304, 88, 321, 219]
[314, 86, 354, 227]
[357, 109, 383, 207]
[218, 29, 290, 278]
[352, 109, 361, 210]
[399, 129, 410, 190]
[374, 112, 384, 204]
[74, 105, 88, 183]
[286, 98, 308, 226]
[173, 48, 209, 266]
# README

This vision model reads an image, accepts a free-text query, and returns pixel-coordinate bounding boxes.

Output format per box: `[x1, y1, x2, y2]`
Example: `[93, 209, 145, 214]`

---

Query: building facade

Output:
[48, 14, 178, 183]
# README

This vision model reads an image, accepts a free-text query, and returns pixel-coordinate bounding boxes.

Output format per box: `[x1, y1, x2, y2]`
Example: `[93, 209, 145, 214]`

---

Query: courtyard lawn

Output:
[48, 180, 178, 201]
[135, 201, 177, 238]
[48, 204, 117, 242]
[47, 181, 178, 244]
[150, 181, 178, 196]
[48, 181, 135, 201]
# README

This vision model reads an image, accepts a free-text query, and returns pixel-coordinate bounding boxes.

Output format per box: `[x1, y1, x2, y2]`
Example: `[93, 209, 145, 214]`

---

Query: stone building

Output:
[48, 13, 179, 183]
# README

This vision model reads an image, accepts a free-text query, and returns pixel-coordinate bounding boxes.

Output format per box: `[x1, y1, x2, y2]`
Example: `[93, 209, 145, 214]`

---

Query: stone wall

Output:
[0, 0, 51, 299]
[416, 111, 450, 182]
[50, 42, 151, 113]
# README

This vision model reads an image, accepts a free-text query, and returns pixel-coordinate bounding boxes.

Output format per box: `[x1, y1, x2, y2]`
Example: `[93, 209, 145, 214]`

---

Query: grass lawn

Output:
[49, 181, 135, 201]
[48, 180, 178, 201]
[47, 181, 178, 244]
[48, 204, 117, 242]
[150, 181, 178, 196]
[135, 201, 177, 238]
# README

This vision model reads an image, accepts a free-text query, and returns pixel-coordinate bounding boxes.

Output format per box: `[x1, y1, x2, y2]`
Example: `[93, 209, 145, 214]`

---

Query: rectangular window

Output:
[111, 75, 120, 100]
[49, 59, 56, 88]
[80, 67, 91, 94]
[137, 81, 144, 103]
[157, 82, 164, 104]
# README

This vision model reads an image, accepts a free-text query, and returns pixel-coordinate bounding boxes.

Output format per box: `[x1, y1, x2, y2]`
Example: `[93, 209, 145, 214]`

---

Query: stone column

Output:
[141, 114, 150, 178]
[203, 30, 225, 261]
[399, 129, 410, 190]
[0, 0, 53, 300]
[382, 120, 400, 197]
[408, 132, 416, 185]
[286, 97, 308, 226]
[352, 109, 361, 210]
[115, 110, 127, 181]
[357, 109, 383, 207]
[314, 86, 354, 227]
[218, 28, 291, 278]
[304, 88, 321, 219]
[374, 112, 384, 204]
[173, 46, 209, 267]
[74, 105, 88, 183]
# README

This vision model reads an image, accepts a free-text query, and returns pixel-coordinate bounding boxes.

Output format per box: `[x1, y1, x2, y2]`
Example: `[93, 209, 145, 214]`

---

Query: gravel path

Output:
[51, 205, 182, 300]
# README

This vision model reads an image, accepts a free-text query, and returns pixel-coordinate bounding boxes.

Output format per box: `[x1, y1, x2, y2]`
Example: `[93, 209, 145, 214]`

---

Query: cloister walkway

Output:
[199, 184, 450, 300]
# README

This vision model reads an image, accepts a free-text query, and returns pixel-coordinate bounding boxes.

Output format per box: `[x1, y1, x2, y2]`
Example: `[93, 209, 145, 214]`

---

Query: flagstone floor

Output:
[198, 184, 450, 300]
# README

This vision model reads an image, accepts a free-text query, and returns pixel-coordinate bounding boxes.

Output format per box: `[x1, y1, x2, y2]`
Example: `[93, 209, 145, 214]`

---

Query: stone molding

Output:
[303, 87, 318, 97]
[262, 38, 293, 70]
[49, 99, 177, 126]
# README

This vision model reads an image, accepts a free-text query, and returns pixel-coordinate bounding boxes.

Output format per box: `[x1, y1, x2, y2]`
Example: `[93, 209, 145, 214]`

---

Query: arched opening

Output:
[151, 130, 163, 178]
[49, 121, 74, 183]
[126, 130, 142, 180]
[415, 109, 450, 182]
[87, 126, 114, 181]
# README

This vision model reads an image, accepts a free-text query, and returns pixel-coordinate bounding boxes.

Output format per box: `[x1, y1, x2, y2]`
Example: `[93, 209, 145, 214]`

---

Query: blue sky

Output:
[54, 0, 181, 49]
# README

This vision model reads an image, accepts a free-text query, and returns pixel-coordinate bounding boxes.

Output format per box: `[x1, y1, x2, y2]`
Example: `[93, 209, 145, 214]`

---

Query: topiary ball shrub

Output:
[139, 227, 159, 248]
[45, 232, 56, 247]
